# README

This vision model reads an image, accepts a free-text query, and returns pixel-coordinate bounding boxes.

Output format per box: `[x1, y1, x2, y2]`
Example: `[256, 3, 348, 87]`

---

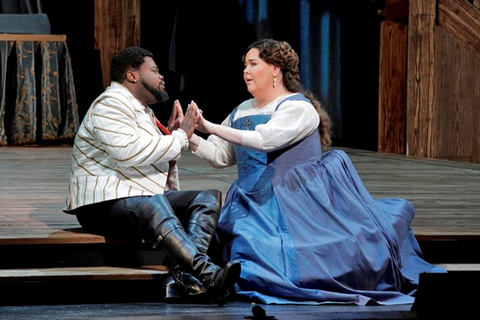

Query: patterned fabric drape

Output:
[0, 38, 79, 145]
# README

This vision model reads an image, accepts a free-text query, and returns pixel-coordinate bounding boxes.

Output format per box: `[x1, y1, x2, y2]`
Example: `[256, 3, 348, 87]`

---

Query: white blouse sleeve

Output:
[193, 116, 237, 168]
[194, 98, 320, 167]
[242, 99, 320, 151]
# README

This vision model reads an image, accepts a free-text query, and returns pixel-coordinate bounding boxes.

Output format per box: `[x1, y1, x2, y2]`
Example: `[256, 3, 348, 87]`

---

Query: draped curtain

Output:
[161, 0, 380, 147]
[236, 0, 343, 139]
[0, 0, 42, 13]
[94, 0, 141, 89]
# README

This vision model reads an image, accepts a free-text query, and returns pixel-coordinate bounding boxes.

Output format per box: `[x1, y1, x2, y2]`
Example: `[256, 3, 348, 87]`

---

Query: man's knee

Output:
[194, 189, 222, 212]
[137, 195, 184, 248]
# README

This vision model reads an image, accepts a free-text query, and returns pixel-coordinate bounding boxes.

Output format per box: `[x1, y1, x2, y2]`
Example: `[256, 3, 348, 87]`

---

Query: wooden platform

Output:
[1, 144, 480, 312]
[3, 144, 480, 243]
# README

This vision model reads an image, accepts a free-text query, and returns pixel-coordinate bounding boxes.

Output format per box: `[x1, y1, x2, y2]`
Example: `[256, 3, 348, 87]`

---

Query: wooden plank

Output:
[434, 263, 480, 271]
[409, 0, 436, 15]
[0, 34, 66, 41]
[340, 148, 480, 239]
[404, 0, 480, 163]
[407, 3, 436, 158]
[378, 20, 407, 154]
[432, 27, 480, 163]
[437, 0, 480, 59]
[1, 145, 480, 245]
[0, 228, 143, 245]
[0, 265, 168, 282]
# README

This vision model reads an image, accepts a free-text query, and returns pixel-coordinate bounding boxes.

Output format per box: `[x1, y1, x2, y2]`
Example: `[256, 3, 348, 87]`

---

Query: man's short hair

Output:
[110, 47, 154, 83]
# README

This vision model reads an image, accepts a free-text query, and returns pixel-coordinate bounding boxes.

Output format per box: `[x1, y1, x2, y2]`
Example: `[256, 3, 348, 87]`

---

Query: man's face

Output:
[138, 57, 169, 104]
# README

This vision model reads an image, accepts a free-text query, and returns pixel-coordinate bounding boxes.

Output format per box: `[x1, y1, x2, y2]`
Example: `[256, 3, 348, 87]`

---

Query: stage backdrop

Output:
[43, 0, 381, 151]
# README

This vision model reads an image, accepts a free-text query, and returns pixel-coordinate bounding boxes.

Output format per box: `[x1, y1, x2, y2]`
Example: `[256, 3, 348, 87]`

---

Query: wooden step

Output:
[0, 265, 169, 283]
[0, 227, 142, 246]
[2, 263, 479, 284]
[434, 263, 480, 271]
[0, 265, 171, 306]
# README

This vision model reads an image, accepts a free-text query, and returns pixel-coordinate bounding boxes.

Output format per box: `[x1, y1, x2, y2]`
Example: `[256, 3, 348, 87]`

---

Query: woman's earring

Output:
[273, 75, 277, 88]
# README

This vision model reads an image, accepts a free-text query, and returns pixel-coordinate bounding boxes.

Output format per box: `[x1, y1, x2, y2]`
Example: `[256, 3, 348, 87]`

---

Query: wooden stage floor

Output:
[2, 144, 480, 243]
[1, 144, 480, 319]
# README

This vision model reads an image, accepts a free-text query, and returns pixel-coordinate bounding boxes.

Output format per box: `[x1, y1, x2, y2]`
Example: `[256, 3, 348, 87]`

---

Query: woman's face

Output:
[243, 48, 276, 96]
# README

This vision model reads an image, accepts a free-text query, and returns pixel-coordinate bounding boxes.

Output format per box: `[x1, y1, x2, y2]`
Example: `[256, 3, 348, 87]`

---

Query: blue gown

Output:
[215, 93, 446, 305]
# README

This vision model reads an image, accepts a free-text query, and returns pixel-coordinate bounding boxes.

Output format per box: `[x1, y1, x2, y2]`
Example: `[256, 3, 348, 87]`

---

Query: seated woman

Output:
[187, 38, 446, 305]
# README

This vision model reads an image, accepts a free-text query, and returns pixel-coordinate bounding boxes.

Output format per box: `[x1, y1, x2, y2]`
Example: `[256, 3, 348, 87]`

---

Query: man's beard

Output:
[141, 79, 169, 102]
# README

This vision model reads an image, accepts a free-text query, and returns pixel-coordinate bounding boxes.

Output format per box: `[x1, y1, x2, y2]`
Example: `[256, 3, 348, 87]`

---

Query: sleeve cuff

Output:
[172, 129, 190, 151]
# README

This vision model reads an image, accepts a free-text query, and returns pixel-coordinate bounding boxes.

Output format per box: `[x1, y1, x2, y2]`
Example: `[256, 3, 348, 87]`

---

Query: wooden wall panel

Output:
[408, 0, 436, 14]
[406, 0, 436, 158]
[403, 0, 480, 163]
[432, 27, 480, 163]
[437, 0, 480, 59]
[378, 21, 407, 154]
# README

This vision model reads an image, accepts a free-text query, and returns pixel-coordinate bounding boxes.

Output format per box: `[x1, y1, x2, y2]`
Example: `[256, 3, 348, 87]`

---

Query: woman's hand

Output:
[189, 101, 214, 134]
[188, 101, 244, 147]
[179, 101, 199, 139]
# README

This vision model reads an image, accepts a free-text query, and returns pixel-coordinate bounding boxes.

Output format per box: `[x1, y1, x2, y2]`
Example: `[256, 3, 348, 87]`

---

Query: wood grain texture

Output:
[378, 20, 407, 154]
[1, 144, 480, 243]
[1, 144, 480, 285]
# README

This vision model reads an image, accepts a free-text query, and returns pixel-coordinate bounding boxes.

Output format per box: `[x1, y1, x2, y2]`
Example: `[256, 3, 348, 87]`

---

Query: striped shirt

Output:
[63, 82, 188, 212]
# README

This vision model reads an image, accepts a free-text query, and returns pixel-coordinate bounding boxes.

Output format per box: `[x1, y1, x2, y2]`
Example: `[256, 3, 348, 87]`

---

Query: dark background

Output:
[39, 0, 381, 151]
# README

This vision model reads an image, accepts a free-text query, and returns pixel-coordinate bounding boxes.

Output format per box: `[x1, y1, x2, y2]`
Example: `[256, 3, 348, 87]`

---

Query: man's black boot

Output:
[163, 264, 208, 302]
[159, 226, 240, 306]
[163, 190, 221, 301]
[203, 260, 242, 306]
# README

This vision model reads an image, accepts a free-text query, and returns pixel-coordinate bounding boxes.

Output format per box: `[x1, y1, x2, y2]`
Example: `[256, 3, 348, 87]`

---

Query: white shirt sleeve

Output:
[88, 92, 183, 167]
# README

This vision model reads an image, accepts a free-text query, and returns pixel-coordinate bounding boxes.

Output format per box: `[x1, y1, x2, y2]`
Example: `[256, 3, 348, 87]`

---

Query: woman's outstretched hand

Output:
[189, 101, 214, 134]
[179, 101, 200, 138]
